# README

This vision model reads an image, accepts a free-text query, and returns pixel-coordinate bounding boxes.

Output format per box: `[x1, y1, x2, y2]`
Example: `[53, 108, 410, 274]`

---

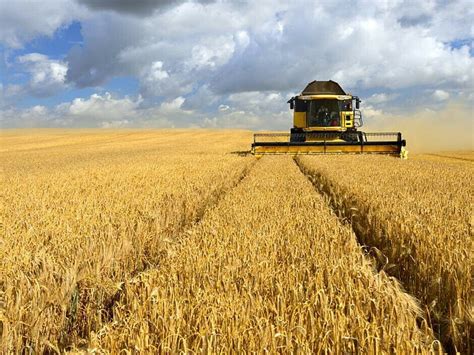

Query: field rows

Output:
[1, 131, 252, 352]
[296, 155, 473, 352]
[84, 156, 437, 353]
[1, 131, 471, 353]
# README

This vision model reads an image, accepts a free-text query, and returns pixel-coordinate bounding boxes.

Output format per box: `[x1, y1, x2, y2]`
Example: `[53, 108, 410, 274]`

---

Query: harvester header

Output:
[251, 80, 407, 158]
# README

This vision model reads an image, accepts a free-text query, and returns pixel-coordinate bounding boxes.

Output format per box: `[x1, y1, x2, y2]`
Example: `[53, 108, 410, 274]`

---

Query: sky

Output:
[0, 0, 473, 132]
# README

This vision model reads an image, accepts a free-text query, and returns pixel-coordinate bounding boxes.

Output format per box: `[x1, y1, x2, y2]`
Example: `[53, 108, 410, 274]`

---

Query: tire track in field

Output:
[292, 156, 447, 352]
[423, 153, 474, 162]
[85, 156, 436, 353]
[59, 157, 258, 351]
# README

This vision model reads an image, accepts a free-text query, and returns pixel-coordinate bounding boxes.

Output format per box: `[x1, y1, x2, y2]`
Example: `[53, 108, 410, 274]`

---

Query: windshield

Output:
[307, 99, 340, 127]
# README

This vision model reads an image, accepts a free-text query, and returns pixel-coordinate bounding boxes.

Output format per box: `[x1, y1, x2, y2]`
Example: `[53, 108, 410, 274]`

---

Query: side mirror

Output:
[288, 97, 295, 110]
[355, 98, 360, 109]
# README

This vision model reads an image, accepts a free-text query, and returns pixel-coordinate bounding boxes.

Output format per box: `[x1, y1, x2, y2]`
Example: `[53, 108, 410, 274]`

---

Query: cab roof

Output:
[302, 80, 346, 95]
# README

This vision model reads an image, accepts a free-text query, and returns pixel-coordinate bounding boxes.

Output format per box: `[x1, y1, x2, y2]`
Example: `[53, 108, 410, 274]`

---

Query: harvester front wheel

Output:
[290, 129, 306, 142]
[341, 132, 360, 143]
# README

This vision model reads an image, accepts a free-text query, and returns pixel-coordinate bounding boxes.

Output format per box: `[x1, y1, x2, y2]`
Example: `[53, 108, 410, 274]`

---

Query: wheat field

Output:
[296, 155, 473, 352]
[1, 130, 472, 353]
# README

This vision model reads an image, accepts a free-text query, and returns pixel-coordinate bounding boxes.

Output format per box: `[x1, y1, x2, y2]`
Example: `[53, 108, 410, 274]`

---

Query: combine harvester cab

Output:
[251, 80, 407, 158]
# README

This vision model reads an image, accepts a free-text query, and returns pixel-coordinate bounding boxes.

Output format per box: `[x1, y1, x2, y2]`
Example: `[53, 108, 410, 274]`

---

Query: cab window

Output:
[307, 99, 340, 127]
[339, 100, 352, 111]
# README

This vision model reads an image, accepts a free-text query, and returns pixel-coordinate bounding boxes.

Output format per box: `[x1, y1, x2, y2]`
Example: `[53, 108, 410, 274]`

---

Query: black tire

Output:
[290, 129, 306, 142]
[341, 132, 359, 142]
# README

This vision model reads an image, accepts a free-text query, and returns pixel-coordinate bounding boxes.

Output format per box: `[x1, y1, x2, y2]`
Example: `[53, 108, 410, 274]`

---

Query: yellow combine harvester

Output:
[251, 80, 407, 158]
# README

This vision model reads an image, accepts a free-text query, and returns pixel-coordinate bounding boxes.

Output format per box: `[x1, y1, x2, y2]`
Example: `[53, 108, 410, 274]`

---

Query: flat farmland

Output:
[0, 130, 472, 353]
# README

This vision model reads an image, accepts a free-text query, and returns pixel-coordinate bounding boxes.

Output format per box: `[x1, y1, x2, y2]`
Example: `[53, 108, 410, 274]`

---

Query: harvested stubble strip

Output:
[296, 155, 473, 352]
[0, 131, 252, 353]
[88, 156, 438, 353]
[420, 151, 474, 163]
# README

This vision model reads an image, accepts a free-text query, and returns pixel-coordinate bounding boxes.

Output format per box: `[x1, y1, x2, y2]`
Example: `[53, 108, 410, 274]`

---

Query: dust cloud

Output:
[367, 101, 473, 153]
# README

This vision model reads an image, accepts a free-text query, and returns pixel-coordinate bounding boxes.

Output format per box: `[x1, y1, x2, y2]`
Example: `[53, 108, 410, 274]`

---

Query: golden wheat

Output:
[85, 156, 437, 353]
[1, 130, 468, 353]
[418, 151, 474, 163]
[0, 130, 252, 352]
[296, 154, 473, 352]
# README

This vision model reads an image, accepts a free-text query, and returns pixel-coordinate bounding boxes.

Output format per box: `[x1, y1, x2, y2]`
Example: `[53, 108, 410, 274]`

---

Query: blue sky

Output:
[3, 21, 140, 108]
[0, 0, 473, 130]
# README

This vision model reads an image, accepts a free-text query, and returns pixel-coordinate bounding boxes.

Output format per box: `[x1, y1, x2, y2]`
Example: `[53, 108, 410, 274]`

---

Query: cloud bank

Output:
[0, 0, 473, 147]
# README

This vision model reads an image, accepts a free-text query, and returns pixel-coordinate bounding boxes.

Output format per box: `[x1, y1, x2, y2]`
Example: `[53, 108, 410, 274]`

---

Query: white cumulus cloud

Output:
[0, 0, 473, 129]
[0, 0, 82, 48]
[432, 89, 450, 101]
[17, 53, 69, 97]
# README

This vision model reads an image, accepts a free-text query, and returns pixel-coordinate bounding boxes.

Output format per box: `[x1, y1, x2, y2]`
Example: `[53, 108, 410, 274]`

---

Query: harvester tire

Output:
[290, 130, 305, 142]
[341, 132, 359, 142]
